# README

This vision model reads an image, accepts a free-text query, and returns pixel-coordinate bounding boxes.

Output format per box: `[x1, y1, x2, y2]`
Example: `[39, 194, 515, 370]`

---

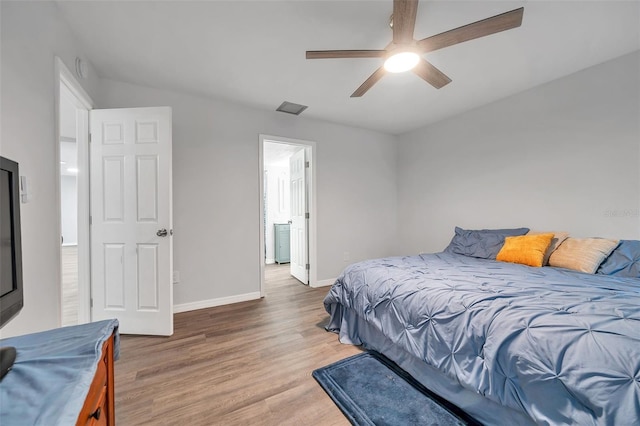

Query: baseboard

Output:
[311, 278, 337, 288]
[265, 259, 275, 264]
[173, 292, 262, 314]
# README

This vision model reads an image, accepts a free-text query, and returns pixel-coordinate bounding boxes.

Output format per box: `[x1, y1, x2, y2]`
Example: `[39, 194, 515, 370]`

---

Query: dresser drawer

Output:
[86, 385, 108, 426]
[77, 335, 114, 426]
[81, 356, 107, 425]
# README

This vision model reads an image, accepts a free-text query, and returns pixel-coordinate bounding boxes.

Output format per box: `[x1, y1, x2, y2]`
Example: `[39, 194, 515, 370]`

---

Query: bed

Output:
[324, 251, 640, 425]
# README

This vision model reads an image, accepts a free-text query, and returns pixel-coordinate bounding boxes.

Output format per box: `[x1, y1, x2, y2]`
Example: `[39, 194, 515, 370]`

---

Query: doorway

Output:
[56, 57, 92, 326]
[55, 59, 174, 335]
[259, 135, 316, 296]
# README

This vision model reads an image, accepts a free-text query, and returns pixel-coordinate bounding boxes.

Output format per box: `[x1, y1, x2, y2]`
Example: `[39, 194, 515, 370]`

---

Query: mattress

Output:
[323, 253, 640, 425]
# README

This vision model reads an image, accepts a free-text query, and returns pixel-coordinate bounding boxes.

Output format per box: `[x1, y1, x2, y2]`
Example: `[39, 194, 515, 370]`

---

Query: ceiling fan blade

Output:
[306, 50, 387, 59]
[393, 0, 419, 44]
[417, 7, 524, 53]
[412, 58, 451, 89]
[351, 67, 387, 98]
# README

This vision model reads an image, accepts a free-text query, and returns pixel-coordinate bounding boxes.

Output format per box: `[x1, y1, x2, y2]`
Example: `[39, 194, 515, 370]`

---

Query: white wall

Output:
[95, 79, 398, 307]
[0, 1, 101, 337]
[264, 163, 290, 264]
[397, 52, 640, 254]
[5, 1, 634, 336]
[60, 86, 78, 139]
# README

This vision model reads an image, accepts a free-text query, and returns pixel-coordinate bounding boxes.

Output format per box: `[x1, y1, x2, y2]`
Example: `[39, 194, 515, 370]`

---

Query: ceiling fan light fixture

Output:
[383, 51, 420, 73]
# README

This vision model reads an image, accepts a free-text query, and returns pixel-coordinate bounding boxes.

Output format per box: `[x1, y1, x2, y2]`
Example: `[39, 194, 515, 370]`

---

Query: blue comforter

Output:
[324, 253, 640, 425]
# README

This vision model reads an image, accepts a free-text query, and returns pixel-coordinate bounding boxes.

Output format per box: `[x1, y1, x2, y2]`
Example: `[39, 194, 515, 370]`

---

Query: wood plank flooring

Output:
[115, 264, 362, 425]
[61, 245, 79, 326]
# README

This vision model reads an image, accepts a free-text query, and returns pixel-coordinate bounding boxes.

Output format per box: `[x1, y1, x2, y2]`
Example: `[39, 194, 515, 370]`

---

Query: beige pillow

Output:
[528, 231, 570, 265]
[548, 237, 620, 273]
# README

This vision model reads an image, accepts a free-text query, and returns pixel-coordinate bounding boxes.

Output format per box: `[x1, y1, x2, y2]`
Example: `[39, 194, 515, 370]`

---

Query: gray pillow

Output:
[444, 227, 530, 259]
[596, 240, 640, 278]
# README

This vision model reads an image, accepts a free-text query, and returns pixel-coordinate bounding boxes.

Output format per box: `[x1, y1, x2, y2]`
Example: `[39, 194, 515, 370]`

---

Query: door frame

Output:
[259, 135, 316, 296]
[55, 57, 93, 325]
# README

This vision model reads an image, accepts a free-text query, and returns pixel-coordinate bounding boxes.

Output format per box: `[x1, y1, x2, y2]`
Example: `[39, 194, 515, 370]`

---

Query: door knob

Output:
[156, 229, 168, 237]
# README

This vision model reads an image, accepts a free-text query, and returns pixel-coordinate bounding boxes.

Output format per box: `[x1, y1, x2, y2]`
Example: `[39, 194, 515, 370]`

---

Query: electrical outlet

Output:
[173, 270, 180, 284]
[343, 252, 350, 262]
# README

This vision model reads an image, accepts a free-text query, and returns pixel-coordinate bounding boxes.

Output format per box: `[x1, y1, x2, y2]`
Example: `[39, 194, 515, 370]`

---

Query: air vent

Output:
[276, 101, 308, 116]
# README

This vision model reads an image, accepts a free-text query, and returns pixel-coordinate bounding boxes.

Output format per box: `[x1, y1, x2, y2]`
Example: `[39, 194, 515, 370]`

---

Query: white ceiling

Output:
[55, 1, 640, 135]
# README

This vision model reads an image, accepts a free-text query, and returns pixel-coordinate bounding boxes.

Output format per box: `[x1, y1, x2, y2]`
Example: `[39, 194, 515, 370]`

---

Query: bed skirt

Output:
[326, 303, 536, 426]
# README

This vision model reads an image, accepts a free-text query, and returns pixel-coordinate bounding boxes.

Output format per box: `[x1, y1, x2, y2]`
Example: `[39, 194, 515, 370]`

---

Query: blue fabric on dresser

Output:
[443, 226, 529, 259]
[0, 319, 119, 426]
[324, 253, 640, 426]
[597, 239, 640, 278]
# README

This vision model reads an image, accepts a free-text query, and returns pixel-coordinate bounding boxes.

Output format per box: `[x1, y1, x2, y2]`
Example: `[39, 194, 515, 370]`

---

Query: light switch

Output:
[20, 176, 28, 203]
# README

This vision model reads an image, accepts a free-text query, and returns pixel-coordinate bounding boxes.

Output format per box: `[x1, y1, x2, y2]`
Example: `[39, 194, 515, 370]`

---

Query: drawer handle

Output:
[90, 407, 101, 420]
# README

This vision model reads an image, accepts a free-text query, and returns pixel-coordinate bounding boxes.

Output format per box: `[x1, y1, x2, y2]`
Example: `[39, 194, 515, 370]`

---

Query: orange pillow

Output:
[496, 233, 555, 267]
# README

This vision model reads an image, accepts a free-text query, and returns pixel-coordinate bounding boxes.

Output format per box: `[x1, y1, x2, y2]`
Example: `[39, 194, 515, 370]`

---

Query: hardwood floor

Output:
[115, 264, 361, 425]
[61, 245, 79, 326]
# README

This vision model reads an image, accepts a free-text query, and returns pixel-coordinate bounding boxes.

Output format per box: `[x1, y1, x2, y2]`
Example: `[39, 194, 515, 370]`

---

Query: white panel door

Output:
[90, 107, 173, 336]
[290, 148, 308, 284]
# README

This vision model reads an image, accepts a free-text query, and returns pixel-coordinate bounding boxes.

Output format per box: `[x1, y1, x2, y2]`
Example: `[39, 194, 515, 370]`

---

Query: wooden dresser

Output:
[0, 319, 119, 426]
[77, 333, 116, 426]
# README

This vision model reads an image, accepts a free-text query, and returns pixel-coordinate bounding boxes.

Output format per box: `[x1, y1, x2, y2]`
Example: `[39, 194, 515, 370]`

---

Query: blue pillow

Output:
[444, 227, 530, 259]
[596, 240, 640, 278]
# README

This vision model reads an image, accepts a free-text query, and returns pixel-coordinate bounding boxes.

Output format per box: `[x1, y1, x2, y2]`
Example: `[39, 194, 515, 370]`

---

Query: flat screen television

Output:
[0, 155, 23, 379]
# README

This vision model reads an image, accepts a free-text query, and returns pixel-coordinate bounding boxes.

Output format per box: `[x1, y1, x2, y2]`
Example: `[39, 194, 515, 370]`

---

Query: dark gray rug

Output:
[312, 351, 481, 426]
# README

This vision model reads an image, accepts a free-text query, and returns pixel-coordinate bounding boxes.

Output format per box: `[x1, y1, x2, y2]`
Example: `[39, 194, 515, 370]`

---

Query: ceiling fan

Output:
[306, 0, 524, 97]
